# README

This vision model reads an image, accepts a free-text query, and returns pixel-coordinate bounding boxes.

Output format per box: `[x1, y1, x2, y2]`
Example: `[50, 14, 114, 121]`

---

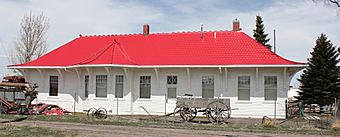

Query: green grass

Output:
[1, 114, 340, 136]
[0, 124, 72, 137]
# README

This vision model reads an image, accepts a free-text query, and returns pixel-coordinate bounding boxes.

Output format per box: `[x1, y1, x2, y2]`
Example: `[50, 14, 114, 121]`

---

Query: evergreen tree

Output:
[297, 34, 340, 106]
[253, 15, 271, 50]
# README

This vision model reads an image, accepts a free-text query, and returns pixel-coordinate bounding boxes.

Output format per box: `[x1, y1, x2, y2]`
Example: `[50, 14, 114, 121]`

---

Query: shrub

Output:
[262, 120, 278, 128]
[331, 121, 340, 131]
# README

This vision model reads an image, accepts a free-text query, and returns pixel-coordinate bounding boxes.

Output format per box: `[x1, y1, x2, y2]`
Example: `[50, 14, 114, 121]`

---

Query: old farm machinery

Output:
[87, 108, 108, 119]
[174, 97, 231, 123]
[0, 76, 38, 114]
[0, 76, 71, 115]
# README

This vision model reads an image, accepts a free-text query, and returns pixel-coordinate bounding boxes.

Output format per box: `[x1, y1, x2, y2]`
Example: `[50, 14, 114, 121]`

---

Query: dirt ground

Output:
[2, 120, 335, 137]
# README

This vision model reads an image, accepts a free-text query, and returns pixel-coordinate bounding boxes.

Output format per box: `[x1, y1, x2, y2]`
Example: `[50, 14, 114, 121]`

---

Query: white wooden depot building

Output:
[9, 21, 305, 118]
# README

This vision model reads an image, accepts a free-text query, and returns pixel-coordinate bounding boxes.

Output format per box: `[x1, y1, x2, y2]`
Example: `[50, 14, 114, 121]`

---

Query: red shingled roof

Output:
[10, 31, 303, 68]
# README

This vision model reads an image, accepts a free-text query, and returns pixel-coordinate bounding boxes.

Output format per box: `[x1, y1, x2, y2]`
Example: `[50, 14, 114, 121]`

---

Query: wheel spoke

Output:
[206, 101, 230, 123]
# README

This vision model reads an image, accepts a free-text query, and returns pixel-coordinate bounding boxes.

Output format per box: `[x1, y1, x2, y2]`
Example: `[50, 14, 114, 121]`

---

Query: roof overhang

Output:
[8, 64, 307, 69]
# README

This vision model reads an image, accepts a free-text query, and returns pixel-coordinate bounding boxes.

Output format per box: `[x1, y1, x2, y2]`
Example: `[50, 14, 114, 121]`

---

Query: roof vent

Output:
[232, 18, 241, 31]
[200, 23, 204, 39]
[143, 24, 150, 36]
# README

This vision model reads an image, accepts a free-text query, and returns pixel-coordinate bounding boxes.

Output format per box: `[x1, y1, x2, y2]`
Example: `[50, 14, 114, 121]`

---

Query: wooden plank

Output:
[176, 97, 230, 108]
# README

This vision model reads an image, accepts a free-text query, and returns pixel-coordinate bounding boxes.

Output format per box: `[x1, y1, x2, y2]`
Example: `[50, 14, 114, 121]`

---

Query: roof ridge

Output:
[82, 33, 144, 37]
[80, 30, 233, 37]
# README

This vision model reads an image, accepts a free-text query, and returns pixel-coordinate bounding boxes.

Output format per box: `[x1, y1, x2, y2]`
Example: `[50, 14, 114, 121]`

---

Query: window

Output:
[238, 76, 250, 100]
[202, 76, 214, 98]
[115, 75, 124, 98]
[167, 75, 177, 98]
[84, 75, 89, 98]
[140, 76, 151, 98]
[49, 76, 58, 96]
[96, 75, 107, 98]
[264, 76, 277, 100]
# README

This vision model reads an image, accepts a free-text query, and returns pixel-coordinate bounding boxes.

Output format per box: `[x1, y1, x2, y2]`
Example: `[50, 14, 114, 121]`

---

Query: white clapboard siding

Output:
[25, 67, 297, 118]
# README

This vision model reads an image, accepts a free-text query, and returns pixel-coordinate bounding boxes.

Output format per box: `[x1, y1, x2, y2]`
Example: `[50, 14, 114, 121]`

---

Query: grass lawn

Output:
[0, 124, 72, 137]
[0, 114, 340, 136]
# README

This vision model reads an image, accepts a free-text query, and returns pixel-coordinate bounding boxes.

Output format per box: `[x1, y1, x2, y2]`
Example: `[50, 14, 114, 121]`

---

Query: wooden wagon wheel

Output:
[87, 108, 97, 118]
[96, 108, 108, 119]
[173, 105, 197, 122]
[206, 100, 231, 123]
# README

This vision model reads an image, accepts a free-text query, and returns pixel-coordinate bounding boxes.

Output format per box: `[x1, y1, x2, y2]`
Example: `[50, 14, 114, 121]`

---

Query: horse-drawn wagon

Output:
[174, 97, 231, 123]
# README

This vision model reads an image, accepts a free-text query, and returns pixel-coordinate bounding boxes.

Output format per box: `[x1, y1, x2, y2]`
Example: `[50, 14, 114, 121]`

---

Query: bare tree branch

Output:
[313, 0, 340, 8]
[329, 0, 340, 7]
[12, 12, 49, 64]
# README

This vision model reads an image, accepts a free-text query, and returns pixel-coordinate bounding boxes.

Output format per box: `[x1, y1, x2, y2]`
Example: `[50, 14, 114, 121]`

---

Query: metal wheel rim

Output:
[206, 100, 230, 123]
[96, 108, 107, 119]
[179, 107, 197, 122]
[174, 105, 197, 122]
[87, 108, 97, 118]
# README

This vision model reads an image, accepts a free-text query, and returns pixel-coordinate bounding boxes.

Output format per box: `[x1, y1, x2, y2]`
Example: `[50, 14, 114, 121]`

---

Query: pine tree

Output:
[253, 15, 271, 50]
[297, 34, 340, 106]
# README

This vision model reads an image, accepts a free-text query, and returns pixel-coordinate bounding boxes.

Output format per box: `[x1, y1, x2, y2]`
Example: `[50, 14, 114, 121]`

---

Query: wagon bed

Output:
[174, 97, 231, 123]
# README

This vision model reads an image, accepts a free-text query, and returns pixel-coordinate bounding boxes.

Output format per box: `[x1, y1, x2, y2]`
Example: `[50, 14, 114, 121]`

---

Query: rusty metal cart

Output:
[0, 76, 38, 114]
[174, 97, 231, 123]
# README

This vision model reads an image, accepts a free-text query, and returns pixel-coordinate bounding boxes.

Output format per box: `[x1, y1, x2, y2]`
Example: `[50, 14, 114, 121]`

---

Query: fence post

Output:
[116, 97, 119, 116]
[36, 95, 38, 115]
[165, 94, 167, 115]
[285, 100, 288, 119]
[74, 92, 76, 114]
[335, 98, 337, 118]
[274, 99, 277, 119]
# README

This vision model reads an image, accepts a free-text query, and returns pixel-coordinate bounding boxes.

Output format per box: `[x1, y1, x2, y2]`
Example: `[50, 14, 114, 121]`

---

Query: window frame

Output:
[237, 75, 251, 100]
[95, 75, 108, 98]
[264, 75, 278, 101]
[84, 75, 89, 98]
[139, 75, 152, 99]
[202, 75, 215, 98]
[115, 75, 124, 98]
[49, 76, 59, 96]
[166, 75, 178, 99]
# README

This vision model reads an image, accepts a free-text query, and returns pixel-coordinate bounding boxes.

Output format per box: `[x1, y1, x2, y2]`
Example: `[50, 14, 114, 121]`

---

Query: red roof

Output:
[11, 31, 303, 67]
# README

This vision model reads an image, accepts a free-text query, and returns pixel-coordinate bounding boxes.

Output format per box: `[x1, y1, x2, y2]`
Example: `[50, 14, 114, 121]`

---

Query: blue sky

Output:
[0, 0, 339, 86]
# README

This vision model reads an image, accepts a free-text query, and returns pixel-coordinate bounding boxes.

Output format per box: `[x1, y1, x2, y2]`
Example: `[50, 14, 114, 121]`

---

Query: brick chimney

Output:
[143, 24, 149, 36]
[232, 19, 241, 31]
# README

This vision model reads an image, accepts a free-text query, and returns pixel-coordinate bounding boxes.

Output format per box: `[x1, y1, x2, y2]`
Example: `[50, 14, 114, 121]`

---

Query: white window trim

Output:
[84, 74, 90, 98]
[201, 74, 216, 98]
[95, 74, 108, 98]
[93, 98, 110, 101]
[49, 75, 59, 97]
[46, 72, 59, 98]
[236, 74, 251, 101]
[166, 74, 178, 99]
[137, 74, 152, 100]
[114, 74, 125, 98]
[83, 72, 92, 100]
[112, 72, 125, 102]
[263, 74, 279, 101]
